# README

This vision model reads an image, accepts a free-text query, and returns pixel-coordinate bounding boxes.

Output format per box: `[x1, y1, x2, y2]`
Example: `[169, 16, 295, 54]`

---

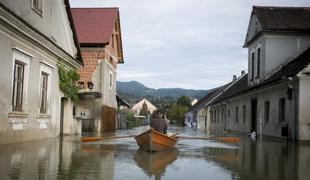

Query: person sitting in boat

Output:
[150, 110, 167, 134]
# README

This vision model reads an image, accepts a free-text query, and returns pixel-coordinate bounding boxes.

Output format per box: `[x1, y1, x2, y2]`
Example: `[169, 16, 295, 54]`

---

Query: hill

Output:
[116, 81, 211, 105]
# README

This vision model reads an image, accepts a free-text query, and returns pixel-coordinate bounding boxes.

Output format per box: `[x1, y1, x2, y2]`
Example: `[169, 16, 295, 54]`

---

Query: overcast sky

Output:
[70, 0, 310, 90]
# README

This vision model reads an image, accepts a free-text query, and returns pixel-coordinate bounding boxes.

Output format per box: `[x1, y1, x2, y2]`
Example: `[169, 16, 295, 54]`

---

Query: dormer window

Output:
[31, 0, 43, 16]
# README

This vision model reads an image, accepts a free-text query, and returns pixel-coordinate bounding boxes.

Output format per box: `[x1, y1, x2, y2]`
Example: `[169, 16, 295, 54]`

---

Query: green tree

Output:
[167, 103, 188, 126]
[177, 95, 192, 108]
[140, 101, 149, 116]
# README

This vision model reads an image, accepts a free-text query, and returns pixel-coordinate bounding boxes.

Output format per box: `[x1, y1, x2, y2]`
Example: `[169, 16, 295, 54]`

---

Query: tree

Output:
[177, 95, 192, 108]
[140, 101, 149, 116]
[167, 103, 188, 126]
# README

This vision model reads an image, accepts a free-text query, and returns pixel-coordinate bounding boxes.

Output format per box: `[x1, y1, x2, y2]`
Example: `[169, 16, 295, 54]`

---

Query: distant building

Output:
[0, 0, 83, 144]
[132, 98, 157, 116]
[116, 95, 131, 111]
[209, 6, 310, 141]
[191, 98, 198, 106]
[71, 8, 124, 132]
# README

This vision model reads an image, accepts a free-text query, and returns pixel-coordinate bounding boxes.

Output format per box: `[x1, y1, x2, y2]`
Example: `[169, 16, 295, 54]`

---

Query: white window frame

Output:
[255, 44, 262, 79]
[12, 49, 32, 112]
[31, 0, 43, 16]
[39, 62, 53, 114]
[250, 49, 255, 81]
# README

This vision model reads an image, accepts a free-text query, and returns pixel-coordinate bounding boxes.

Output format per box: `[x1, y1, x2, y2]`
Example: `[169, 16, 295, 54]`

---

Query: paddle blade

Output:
[80, 137, 102, 142]
[217, 137, 240, 143]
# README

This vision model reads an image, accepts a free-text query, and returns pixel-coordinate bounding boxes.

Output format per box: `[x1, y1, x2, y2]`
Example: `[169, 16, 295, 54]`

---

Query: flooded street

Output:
[1, 126, 310, 180]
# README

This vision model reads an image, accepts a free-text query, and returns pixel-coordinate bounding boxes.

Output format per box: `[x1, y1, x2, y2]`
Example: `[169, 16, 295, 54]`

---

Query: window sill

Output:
[37, 114, 51, 118]
[9, 111, 28, 118]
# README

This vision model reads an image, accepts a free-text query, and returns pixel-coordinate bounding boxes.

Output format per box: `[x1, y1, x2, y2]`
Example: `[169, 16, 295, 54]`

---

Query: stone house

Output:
[0, 0, 83, 144]
[71, 8, 124, 132]
[209, 6, 310, 141]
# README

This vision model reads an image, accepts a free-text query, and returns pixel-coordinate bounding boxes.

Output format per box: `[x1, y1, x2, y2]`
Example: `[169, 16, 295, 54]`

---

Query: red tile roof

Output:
[71, 8, 119, 45]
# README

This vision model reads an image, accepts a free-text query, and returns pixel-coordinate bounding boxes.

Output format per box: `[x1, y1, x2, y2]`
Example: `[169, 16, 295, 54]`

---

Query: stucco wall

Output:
[298, 76, 310, 140]
[211, 81, 297, 139]
[101, 59, 117, 109]
[0, 31, 63, 144]
[0, 0, 77, 57]
[0, 1, 80, 144]
[248, 35, 310, 82]
[197, 108, 208, 130]
[132, 99, 157, 115]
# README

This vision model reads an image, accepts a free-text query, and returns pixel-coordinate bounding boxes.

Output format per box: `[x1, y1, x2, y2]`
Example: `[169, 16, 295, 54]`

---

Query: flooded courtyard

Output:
[1, 126, 310, 180]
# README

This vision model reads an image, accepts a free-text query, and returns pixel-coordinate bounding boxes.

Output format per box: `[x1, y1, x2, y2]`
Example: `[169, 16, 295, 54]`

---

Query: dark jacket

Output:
[150, 117, 167, 134]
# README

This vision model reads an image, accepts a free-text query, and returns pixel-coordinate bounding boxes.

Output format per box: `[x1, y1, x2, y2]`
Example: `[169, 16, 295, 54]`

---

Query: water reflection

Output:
[0, 127, 310, 180]
[134, 148, 177, 179]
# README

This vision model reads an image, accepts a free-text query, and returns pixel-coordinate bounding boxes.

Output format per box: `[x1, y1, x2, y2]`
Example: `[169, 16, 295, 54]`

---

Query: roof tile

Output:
[71, 8, 119, 44]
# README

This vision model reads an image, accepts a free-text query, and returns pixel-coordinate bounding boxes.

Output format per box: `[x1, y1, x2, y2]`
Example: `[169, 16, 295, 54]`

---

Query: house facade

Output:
[132, 98, 157, 116]
[71, 8, 124, 132]
[209, 6, 310, 141]
[0, 0, 83, 144]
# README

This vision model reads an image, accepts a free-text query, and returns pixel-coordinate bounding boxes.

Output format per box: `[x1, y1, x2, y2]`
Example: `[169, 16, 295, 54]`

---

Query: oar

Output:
[80, 135, 136, 142]
[176, 136, 240, 143]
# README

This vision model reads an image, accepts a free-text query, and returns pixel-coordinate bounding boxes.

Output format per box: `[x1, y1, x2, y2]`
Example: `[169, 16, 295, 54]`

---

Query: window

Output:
[256, 48, 261, 78]
[242, 105, 246, 124]
[264, 101, 270, 123]
[251, 52, 255, 81]
[221, 108, 224, 123]
[279, 98, 285, 123]
[217, 109, 220, 123]
[214, 110, 217, 123]
[228, 109, 230, 117]
[40, 72, 48, 113]
[31, 0, 43, 15]
[12, 62, 25, 111]
[210, 111, 213, 123]
[235, 106, 239, 123]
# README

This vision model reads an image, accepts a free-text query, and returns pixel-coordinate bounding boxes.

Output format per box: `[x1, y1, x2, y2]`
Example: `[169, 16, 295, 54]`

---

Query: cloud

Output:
[70, 0, 310, 90]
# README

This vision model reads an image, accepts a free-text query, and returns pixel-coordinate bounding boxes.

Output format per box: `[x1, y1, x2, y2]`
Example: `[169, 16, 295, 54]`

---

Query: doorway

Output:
[251, 99, 257, 132]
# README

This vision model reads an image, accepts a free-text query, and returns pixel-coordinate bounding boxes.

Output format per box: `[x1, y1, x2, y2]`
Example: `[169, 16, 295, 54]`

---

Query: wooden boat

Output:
[135, 128, 177, 152]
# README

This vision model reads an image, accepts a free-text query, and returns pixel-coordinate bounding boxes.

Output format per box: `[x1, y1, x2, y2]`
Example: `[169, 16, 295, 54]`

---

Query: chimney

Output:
[241, 70, 245, 76]
[233, 75, 237, 81]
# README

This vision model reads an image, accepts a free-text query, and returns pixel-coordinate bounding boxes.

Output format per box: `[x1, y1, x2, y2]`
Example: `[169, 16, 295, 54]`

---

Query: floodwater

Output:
[1, 126, 310, 180]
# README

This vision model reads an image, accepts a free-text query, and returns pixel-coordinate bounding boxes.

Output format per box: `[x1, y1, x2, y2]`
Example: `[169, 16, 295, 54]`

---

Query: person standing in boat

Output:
[150, 110, 167, 134]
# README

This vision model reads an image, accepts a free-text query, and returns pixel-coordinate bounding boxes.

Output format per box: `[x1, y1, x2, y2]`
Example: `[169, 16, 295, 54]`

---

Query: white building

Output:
[209, 6, 310, 141]
[132, 98, 157, 116]
[0, 0, 83, 144]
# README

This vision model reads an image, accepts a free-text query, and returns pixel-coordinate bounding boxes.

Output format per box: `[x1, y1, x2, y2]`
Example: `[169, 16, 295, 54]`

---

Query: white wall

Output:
[247, 35, 310, 82]
[132, 99, 157, 115]
[298, 75, 310, 140]
[0, 0, 77, 57]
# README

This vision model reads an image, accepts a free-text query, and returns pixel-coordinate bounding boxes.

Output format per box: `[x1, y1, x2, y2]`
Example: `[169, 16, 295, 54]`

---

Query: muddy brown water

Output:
[0, 126, 310, 180]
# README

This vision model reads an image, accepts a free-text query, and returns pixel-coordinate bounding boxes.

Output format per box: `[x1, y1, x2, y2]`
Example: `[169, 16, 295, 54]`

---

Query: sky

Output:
[70, 0, 310, 90]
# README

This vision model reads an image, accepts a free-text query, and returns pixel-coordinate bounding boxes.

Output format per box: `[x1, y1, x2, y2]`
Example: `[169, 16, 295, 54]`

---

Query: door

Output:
[251, 99, 257, 132]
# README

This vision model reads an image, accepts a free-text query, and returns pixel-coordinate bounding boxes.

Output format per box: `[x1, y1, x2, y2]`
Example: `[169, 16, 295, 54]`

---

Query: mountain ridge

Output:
[116, 81, 211, 104]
